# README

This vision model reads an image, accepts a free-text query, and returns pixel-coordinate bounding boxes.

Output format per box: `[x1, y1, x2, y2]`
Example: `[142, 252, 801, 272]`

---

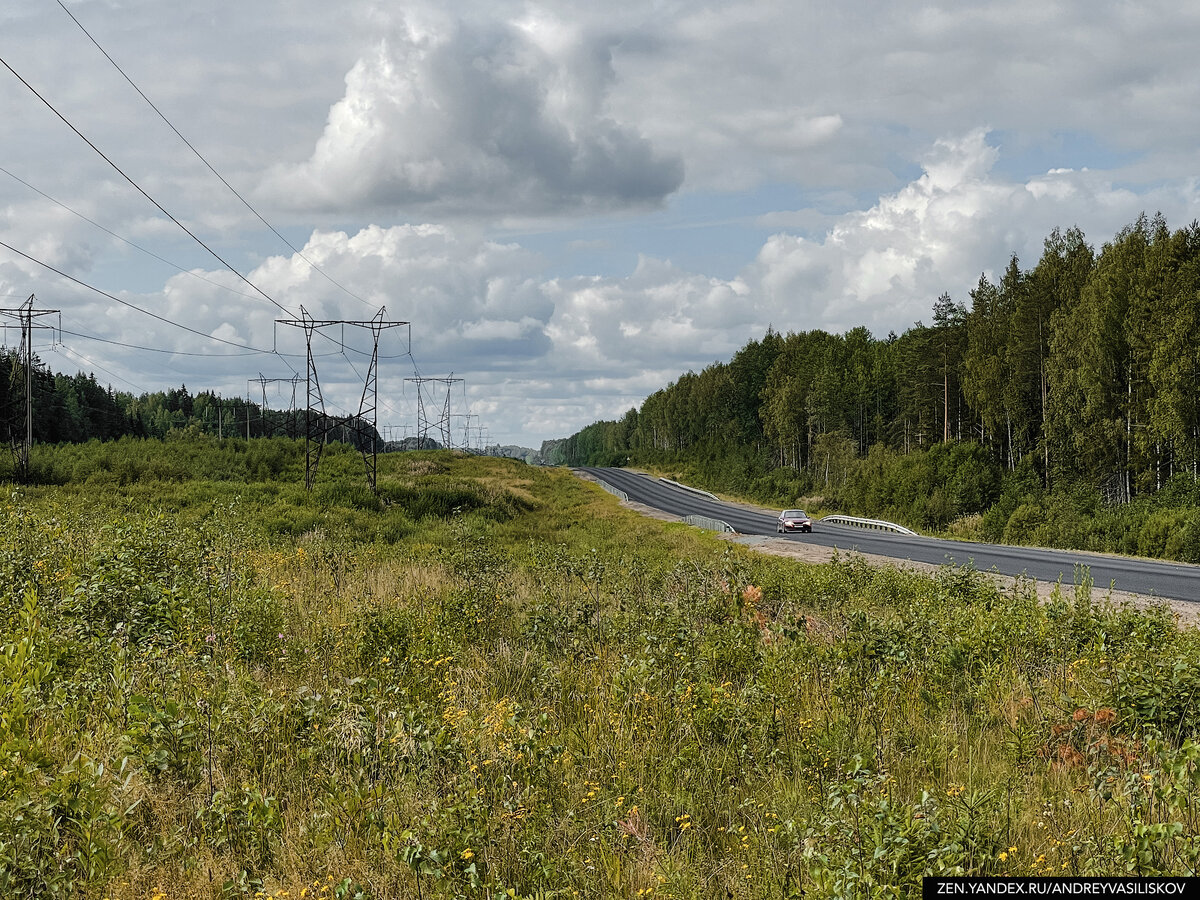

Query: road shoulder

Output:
[575, 468, 1197, 627]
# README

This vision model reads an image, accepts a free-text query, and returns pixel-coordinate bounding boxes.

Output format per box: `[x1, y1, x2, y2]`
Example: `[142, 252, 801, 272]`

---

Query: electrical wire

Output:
[58, 327, 257, 357]
[0, 53, 420, 431]
[55, 0, 377, 311]
[0, 236, 275, 354]
[51, 342, 147, 394]
[0, 51, 296, 318]
[0, 164, 266, 304]
[3, 24, 454, 443]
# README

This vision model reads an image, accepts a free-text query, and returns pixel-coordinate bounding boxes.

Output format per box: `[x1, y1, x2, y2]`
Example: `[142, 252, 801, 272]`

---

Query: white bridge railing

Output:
[820, 514, 916, 536]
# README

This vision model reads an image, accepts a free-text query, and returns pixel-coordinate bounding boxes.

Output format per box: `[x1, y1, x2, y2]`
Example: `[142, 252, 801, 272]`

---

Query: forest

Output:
[0, 356, 380, 449]
[558, 214, 1200, 559]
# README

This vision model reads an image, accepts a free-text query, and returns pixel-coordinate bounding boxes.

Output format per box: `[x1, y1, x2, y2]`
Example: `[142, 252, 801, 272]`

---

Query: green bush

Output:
[1137, 509, 1192, 558]
[1002, 502, 1045, 545]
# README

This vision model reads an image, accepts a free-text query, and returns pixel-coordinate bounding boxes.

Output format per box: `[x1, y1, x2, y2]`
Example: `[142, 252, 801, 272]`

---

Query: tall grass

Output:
[1, 442, 1199, 897]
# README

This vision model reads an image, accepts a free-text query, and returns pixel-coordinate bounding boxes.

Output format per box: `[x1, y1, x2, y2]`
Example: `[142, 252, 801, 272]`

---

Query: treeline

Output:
[561, 214, 1200, 558]
[0, 354, 381, 450]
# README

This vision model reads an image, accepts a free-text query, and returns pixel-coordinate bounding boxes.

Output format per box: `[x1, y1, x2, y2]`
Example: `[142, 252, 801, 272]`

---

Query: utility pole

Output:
[276, 307, 408, 492]
[1, 295, 59, 482]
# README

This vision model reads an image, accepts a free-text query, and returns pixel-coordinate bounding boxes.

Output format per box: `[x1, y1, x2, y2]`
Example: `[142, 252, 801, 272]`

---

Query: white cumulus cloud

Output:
[262, 13, 684, 217]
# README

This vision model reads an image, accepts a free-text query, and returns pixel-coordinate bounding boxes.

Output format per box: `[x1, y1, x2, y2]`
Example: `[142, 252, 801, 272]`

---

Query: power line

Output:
[0, 234, 276, 355]
[0, 164, 265, 304]
[59, 327, 255, 358]
[51, 342, 146, 395]
[0, 166, 378, 370]
[55, 0, 376, 311]
[0, 51, 295, 318]
[57, 320, 339, 361]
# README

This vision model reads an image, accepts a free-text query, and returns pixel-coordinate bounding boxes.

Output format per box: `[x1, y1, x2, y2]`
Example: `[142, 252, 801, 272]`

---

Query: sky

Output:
[2, 0, 1199, 449]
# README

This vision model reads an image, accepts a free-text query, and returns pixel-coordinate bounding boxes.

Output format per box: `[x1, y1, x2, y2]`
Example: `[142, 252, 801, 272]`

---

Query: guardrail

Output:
[683, 514, 737, 534]
[658, 477, 720, 501]
[820, 514, 916, 536]
[593, 479, 629, 502]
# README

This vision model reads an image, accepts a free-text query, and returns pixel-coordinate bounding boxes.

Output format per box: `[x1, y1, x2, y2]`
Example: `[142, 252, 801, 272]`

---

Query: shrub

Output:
[1002, 502, 1045, 545]
[1137, 509, 1192, 558]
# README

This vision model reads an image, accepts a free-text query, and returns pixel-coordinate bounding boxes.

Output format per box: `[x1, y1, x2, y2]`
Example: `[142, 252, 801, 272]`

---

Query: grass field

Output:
[3, 438, 1200, 898]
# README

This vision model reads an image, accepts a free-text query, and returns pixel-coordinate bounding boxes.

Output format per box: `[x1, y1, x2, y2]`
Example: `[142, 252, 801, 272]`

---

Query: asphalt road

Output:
[581, 466, 1200, 604]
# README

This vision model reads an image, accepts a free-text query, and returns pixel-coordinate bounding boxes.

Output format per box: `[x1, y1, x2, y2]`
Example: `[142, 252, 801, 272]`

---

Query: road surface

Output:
[580, 466, 1200, 604]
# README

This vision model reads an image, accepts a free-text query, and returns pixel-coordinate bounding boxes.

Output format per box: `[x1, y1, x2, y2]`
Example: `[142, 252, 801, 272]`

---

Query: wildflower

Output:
[461, 848, 474, 860]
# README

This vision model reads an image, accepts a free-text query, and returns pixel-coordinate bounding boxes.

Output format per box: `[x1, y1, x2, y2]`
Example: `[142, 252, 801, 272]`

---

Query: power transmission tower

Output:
[449, 413, 477, 452]
[1, 295, 59, 481]
[275, 307, 408, 492]
[404, 374, 463, 449]
[249, 373, 302, 438]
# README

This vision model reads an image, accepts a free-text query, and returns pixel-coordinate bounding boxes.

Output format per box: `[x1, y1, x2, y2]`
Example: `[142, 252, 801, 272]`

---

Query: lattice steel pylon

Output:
[404, 374, 463, 449]
[276, 307, 408, 492]
[249, 373, 302, 438]
[449, 413, 476, 452]
[1, 295, 59, 482]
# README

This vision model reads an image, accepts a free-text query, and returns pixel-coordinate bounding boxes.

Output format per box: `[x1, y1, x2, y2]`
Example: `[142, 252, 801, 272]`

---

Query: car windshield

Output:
[783, 510, 806, 518]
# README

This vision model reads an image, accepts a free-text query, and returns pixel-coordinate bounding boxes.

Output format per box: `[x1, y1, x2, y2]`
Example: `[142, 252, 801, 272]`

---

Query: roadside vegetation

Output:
[3, 438, 1200, 897]
[558, 214, 1200, 562]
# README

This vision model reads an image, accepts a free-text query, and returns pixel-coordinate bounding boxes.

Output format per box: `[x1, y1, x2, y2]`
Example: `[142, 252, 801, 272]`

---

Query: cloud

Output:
[262, 13, 683, 217]
[10, 0, 1200, 449]
[743, 129, 1199, 336]
[48, 129, 1197, 447]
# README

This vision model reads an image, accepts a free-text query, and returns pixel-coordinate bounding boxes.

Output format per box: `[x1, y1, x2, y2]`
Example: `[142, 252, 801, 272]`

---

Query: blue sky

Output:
[2, 0, 1200, 447]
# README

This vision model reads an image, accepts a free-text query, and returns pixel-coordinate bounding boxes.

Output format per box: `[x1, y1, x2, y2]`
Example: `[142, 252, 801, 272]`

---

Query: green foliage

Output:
[125, 694, 203, 782]
[7, 447, 1200, 897]
[1104, 631, 1200, 739]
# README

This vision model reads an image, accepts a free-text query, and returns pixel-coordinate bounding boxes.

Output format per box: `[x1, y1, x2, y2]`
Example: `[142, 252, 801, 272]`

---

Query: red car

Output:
[776, 509, 813, 533]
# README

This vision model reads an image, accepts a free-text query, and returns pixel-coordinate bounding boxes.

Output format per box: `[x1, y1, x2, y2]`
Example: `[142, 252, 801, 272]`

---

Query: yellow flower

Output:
[461, 848, 474, 860]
